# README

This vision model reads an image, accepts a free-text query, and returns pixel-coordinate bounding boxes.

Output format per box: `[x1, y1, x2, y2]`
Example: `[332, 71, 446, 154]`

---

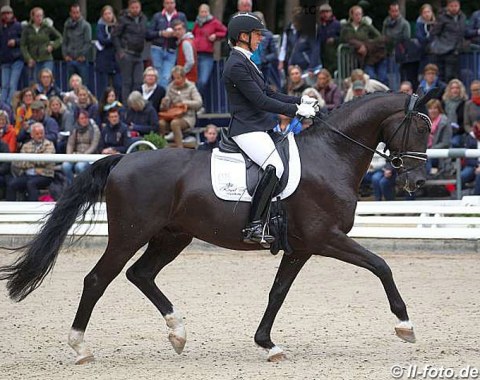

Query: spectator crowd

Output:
[0, 0, 480, 201]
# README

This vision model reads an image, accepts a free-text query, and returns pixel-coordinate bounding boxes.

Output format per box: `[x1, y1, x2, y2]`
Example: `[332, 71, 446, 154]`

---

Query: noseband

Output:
[314, 94, 432, 174]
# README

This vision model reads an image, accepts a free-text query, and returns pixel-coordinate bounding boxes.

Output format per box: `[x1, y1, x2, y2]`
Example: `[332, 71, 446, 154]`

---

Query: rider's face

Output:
[249, 30, 263, 51]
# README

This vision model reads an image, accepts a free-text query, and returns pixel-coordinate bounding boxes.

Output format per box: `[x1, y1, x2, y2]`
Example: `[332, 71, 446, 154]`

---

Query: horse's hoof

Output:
[267, 346, 286, 362]
[395, 321, 416, 343]
[75, 354, 95, 365]
[168, 332, 186, 354]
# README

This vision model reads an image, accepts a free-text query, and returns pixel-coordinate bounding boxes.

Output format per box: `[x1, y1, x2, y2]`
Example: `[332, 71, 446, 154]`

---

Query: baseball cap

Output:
[31, 100, 46, 110]
[352, 80, 365, 91]
[319, 4, 332, 12]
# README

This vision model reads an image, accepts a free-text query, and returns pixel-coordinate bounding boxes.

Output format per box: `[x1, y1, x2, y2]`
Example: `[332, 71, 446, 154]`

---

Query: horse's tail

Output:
[0, 154, 124, 302]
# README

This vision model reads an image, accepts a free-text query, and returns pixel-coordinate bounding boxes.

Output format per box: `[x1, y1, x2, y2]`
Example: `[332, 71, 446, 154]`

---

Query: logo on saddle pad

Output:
[210, 133, 301, 202]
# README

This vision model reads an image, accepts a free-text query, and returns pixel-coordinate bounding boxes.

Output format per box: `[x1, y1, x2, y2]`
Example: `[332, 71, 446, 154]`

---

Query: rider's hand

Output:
[296, 103, 316, 119]
[301, 95, 320, 112]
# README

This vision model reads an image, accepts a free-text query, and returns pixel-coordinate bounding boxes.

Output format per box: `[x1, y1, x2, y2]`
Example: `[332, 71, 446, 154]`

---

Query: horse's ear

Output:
[414, 88, 442, 111]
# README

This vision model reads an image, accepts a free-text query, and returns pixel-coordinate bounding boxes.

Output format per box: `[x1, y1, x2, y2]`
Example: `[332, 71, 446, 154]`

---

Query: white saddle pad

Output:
[210, 132, 301, 202]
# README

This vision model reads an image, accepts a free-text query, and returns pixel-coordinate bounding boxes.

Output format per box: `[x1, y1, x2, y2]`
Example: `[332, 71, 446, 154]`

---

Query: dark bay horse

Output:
[0, 91, 435, 364]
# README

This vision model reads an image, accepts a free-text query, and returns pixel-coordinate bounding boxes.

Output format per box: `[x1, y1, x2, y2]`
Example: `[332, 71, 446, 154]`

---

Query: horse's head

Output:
[381, 89, 441, 194]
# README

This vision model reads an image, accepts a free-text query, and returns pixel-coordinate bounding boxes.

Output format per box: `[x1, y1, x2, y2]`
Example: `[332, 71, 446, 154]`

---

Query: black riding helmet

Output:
[228, 12, 266, 51]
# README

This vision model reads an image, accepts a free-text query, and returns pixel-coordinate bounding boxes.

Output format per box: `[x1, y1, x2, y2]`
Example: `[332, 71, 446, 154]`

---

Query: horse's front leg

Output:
[325, 228, 415, 343]
[255, 253, 310, 362]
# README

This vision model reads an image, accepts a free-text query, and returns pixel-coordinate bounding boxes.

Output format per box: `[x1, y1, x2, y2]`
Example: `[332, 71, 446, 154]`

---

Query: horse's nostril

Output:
[416, 179, 425, 188]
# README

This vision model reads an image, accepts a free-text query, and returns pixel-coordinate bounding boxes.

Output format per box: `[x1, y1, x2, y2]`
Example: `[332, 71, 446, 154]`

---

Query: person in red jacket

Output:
[192, 3, 227, 96]
[0, 110, 17, 152]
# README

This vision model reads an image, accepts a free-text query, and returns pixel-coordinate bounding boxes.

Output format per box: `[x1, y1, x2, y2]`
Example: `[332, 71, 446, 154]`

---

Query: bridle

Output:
[314, 93, 432, 174]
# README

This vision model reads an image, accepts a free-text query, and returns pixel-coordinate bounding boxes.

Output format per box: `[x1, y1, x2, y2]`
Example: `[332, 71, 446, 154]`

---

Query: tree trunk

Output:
[111, 0, 124, 13]
[398, 0, 406, 17]
[210, 0, 227, 60]
[284, 0, 300, 26]
[79, 0, 87, 19]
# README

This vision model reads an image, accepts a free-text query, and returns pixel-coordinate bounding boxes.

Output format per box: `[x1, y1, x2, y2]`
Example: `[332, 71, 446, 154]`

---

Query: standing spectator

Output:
[72, 86, 99, 122]
[124, 91, 159, 138]
[20, 7, 62, 82]
[383, 2, 419, 89]
[343, 68, 389, 102]
[464, 80, 480, 135]
[14, 87, 35, 135]
[135, 67, 165, 112]
[284, 65, 308, 97]
[32, 68, 62, 99]
[63, 74, 83, 106]
[159, 66, 202, 148]
[172, 19, 197, 83]
[0, 5, 23, 105]
[147, 0, 187, 89]
[62, 109, 100, 184]
[416, 4, 436, 72]
[112, 0, 148, 102]
[442, 79, 467, 147]
[340, 5, 388, 85]
[192, 4, 227, 97]
[315, 68, 342, 111]
[316, 4, 341, 74]
[98, 108, 129, 154]
[6, 123, 55, 202]
[237, 0, 253, 12]
[98, 87, 124, 127]
[416, 63, 446, 99]
[466, 9, 480, 47]
[278, 15, 299, 80]
[428, 0, 466, 83]
[48, 96, 75, 153]
[17, 100, 59, 148]
[0, 110, 16, 152]
[197, 124, 219, 152]
[95, 5, 121, 99]
[0, 98, 13, 124]
[251, 11, 281, 91]
[62, 3, 92, 85]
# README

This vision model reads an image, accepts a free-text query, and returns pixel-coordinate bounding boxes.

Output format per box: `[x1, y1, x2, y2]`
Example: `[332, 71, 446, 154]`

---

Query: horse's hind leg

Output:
[68, 239, 145, 364]
[325, 230, 415, 343]
[126, 231, 192, 354]
[255, 253, 310, 362]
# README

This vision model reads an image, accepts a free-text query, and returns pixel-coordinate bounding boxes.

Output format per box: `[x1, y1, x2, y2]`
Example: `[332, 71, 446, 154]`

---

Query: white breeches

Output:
[232, 131, 284, 179]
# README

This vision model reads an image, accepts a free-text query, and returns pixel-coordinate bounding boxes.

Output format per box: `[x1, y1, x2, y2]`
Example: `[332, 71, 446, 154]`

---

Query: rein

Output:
[313, 94, 432, 174]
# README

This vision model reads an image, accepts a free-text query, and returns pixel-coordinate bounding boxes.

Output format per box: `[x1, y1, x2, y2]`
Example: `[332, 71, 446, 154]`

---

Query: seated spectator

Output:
[399, 81, 413, 94]
[48, 96, 75, 153]
[159, 66, 202, 148]
[426, 99, 452, 176]
[98, 86, 124, 127]
[6, 122, 55, 201]
[0, 99, 14, 125]
[343, 69, 389, 102]
[442, 79, 467, 148]
[197, 124, 219, 152]
[125, 91, 159, 138]
[301, 88, 326, 110]
[315, 69, 342, 111]
[62, 109, 100, 184]
[464, 80, 480, 135]
[460, 119, 480, 194]
[0, 139, 10, 199]
[416, 64, 446, 99]
[32, 68, 62, 99]
[98, 108, 129, 154]
[0, 110, 17, 152]
[63, 73, 83, 106]
[17, 100, 59, 148]
[284, 65, 308, 97]
[340, 5, 388, 85]
[72, 85, 99, 122]
[35, 93, 49, 109]
[14, 87, 35, 135]
[135, 66, 165, 112]
[361, 143, 396, 201]
[351, 80, 366, 99]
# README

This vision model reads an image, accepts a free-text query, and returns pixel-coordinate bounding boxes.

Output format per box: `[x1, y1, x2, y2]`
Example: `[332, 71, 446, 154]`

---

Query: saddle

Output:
[218, 128, 291, 198]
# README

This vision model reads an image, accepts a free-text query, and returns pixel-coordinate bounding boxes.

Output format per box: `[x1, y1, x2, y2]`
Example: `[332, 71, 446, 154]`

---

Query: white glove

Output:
[301, 95, 320, 112]
[296, 103, 316, 119]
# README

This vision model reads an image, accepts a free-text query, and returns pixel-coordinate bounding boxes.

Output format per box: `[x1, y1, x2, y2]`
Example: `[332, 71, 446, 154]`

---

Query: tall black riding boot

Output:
[243, 165, 279, 246]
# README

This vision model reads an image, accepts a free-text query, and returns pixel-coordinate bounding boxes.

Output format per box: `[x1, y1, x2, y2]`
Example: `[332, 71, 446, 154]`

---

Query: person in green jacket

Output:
[20, 7, 62, 83]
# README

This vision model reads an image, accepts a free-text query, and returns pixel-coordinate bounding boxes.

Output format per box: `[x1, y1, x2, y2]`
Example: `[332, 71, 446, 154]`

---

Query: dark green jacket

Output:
[20, 19, 62, 63]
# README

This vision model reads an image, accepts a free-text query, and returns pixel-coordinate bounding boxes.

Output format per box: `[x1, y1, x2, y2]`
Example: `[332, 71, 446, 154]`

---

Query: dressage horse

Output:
[0, 91, 436, 364]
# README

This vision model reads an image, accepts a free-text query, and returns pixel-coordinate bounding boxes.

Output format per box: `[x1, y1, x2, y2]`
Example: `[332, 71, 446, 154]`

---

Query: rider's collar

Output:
[233, 46, 253, 60]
